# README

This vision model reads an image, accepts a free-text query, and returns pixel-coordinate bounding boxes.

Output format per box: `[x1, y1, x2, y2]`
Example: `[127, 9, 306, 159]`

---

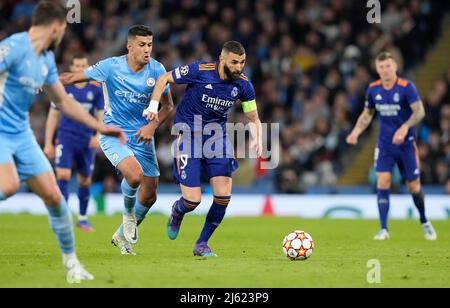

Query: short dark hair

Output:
[70, 54, 88, 65]
[375, 51, 395, 62]
[222, 41, 246, 56]
[128, 25, 153, 39]
[32, 1, 67, 26]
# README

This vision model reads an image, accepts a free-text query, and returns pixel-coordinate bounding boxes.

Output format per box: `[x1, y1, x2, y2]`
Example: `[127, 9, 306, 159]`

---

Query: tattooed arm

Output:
[346, 108, 376, 145]
[392, 101, 425, 145]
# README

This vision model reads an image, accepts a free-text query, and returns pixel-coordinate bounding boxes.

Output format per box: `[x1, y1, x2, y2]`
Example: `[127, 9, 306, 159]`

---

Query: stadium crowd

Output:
[1, 0, 449, 193]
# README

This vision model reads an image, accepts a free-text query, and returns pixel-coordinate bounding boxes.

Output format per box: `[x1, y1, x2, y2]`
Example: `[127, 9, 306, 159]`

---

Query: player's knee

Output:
[41, 191, 62, 206]
[140, 194, 157, 207]
[1, 181, 20, 198]
[407, 180, 421, 194]
[183, 192, 201, 203]
[377, 177, 391, 189]
[126, 172, 144, 188]
[78, 177, 92, 188]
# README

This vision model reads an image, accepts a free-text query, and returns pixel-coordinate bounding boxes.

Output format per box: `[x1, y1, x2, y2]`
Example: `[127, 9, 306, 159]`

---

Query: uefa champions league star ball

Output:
[282, 230, 315, 261]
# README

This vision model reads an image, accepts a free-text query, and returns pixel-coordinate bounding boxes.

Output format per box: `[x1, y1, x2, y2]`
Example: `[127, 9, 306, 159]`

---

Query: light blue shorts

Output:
[0, 130, 53, 181]
[99, 133, 160, 178]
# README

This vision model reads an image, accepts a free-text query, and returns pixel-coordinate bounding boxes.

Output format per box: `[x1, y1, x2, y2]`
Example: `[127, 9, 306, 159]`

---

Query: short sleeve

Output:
[44, 52, 59, 85]
[405, 82, 421, 105]
[94, 85, 105, 110]
[365, 88, 375, 110]
[84, 58, 113, 83]
[155, 62, 170, 96]
[240, 81, 257, 113]
[0, 39, 22, 73]
[172, 62, 200, 84]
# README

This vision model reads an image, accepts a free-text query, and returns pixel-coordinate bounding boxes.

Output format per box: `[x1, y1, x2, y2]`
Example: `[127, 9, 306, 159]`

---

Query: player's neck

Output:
[218, 62, 227, 80]
[28, 27, 52, 55]
[74, 82, 88, 89]
[126, 56, 145, 73]
[381, 76, 398, 90]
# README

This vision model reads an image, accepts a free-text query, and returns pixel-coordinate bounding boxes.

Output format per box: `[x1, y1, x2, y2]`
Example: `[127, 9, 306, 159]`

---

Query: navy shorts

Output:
[374, 141, 420, 181]
[173, 132, 239, 187]
[55, 135, 96, 177]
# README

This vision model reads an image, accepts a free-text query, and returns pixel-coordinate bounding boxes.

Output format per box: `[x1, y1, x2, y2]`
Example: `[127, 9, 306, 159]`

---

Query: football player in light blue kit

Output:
[347, 52, 437, 241]
[145, 41, 263, 257]
[60, 25, 174, 255]
[0, 1, 125, 282]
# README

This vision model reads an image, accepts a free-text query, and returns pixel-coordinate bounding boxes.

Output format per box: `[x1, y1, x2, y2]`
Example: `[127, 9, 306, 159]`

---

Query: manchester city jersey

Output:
[365, 78, 421, 146]
[0, 32, 59, 134]
[172, 61, 256, 132]
[84, 55, 169, 134]
[53, 83, 104, 141]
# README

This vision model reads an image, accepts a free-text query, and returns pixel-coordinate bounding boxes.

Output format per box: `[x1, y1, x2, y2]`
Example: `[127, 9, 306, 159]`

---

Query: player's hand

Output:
[134, 124, 156, 144]
[143, 110, 159, 122]
[99, 124, 126, 144]
[89, 136, 100, 149]
[250, 138, 263, 158]
[59, 73, 72, 85]
[44, 144, 55, 160]
[346, 132, 359, 145]
[393, 124, 408, 145]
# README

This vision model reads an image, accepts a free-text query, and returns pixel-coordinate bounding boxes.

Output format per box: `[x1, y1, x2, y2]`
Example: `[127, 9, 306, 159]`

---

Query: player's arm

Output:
[392, 100, 425, 145]
[135, 90, 174, 144]
[59, 70, 89, 85]
[346, 108, 376, 145]
[89, 111, 104, 149]
[245, 108, 263, 158]
[143, 71, 176, 122]
[43, 105, 61, 159]
[43, 81, 125, 143]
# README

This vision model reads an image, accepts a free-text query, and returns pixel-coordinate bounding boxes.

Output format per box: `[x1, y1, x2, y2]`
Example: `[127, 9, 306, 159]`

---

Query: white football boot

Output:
[63, 255, 94, 283]
[111, 232, 136, 256]
[373, 229, 390, 240]
[421, 221, 437, 241]
[123, 214, 138, 244]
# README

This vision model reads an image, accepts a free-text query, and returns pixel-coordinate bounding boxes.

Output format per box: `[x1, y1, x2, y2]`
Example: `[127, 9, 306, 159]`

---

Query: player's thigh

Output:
[374, 146, 395, 176]
[397, 143, 421, 183]
[130, 138, 160, 178]
[26, 171, 62, 206]
[55, 139, 75, 171]
[100, 134, 143, 186]
[138, 176, 159, 206]
[117, 156, 144, 187]
[14, 133, 53, 183]
[0, 163, 21, 197]
[376, 172, 392, 189]
[73, 146, 96, 184]
[210, 176, 233, 196]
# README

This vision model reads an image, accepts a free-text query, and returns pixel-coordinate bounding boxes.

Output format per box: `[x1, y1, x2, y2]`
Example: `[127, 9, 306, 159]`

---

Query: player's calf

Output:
[167, 198, 200, 240]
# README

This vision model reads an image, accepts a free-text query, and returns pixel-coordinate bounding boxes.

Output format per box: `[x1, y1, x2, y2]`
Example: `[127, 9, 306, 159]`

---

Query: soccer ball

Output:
[282, 230, 314, 261]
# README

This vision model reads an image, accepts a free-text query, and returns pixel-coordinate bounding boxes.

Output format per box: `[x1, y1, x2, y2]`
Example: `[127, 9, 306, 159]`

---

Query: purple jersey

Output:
[365, 78, 421, 147]
[52, 82, 104, 142]
[172, 61, 256, 132]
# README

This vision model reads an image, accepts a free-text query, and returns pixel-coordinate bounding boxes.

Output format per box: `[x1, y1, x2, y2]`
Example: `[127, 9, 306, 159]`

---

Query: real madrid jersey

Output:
[172, 61, 256, 132]
[0, 32, 59, 134]
[365, 78, 421, 146]
[84, 55, 169, 134]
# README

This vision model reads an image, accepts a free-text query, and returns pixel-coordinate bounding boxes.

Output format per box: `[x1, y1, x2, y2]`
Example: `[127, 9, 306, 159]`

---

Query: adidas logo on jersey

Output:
[205, 84, 213, 90]
[375, 94, 383, 101]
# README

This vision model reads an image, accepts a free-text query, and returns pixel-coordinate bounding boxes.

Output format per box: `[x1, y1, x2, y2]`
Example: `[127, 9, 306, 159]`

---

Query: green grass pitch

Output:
[0, 214, 448, 288]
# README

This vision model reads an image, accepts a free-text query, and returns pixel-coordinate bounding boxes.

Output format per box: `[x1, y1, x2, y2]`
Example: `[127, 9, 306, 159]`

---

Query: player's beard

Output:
[224, 64, 241, 81]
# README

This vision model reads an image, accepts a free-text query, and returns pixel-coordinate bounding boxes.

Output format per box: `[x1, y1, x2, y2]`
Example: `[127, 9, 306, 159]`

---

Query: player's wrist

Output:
[148, 99, 159, 113]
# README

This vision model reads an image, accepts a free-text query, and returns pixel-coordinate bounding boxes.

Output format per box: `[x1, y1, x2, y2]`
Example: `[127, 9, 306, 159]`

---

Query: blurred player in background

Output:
[346, 52, 437, 241]
[44, 55, 104, 233]
[145, 41, 262, 257]
[0, 1, 125, 281]
[60, 25, 174, 255]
